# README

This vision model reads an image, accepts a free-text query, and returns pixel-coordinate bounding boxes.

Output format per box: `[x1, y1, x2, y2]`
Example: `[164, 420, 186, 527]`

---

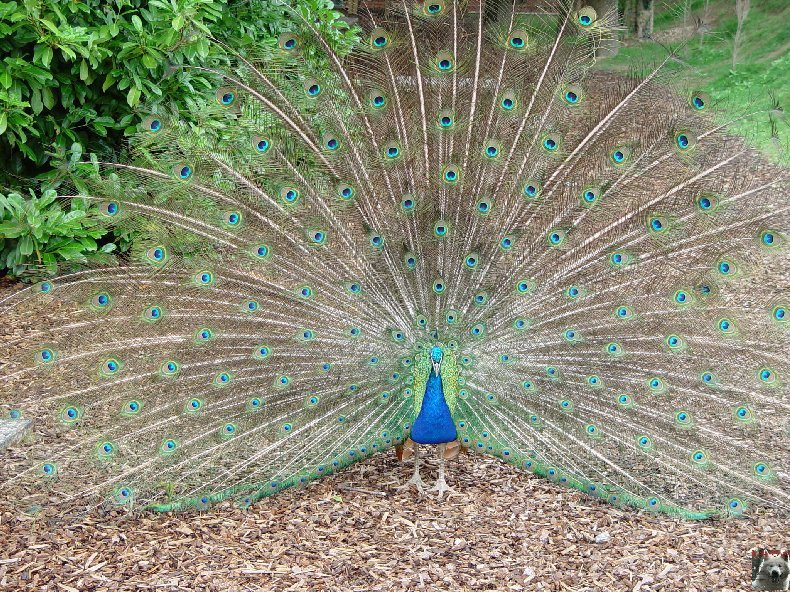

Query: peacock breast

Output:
[410, 371, 458, 444]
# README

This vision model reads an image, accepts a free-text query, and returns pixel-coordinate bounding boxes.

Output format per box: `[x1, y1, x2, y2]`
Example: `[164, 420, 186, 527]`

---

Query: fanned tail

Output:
[0, 0, 787, 519]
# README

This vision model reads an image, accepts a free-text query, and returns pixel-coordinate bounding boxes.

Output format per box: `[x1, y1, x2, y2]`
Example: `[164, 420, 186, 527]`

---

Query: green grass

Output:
[597, 0, 789, 162]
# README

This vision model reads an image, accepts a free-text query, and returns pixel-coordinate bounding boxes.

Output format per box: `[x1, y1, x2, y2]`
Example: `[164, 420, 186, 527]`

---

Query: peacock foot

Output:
[429, 475, 454, 500]
[396, 471, 428, 494]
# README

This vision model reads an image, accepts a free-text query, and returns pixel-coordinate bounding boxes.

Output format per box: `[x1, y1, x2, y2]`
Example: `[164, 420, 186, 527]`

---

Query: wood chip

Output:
[0, 450, 781, 591]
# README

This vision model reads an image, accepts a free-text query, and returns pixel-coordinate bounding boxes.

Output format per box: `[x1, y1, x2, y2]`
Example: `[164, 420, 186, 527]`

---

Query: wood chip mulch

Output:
[0, 450, 783, 592]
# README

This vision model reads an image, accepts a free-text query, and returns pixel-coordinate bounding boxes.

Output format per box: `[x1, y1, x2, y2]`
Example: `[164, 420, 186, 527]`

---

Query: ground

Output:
[0, 449, 783, 591]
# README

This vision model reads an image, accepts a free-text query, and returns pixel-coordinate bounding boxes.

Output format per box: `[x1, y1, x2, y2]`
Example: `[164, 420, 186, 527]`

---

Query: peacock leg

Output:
[429, 443, 454, 499]
[397, 442, 428, 493]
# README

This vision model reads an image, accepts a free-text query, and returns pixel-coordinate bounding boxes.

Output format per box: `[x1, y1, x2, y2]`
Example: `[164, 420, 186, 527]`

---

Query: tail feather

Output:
[0, 0, 787, 518]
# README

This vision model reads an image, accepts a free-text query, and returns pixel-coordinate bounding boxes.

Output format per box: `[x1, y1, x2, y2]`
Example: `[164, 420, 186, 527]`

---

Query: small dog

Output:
[753, 549, 790, 590]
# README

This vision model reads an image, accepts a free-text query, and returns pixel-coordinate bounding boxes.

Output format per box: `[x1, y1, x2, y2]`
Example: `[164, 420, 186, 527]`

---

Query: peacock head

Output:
[430, 345, 443, 375]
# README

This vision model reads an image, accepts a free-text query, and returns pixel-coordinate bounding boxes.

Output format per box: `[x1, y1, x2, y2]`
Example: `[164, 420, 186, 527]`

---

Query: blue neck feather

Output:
[410, 370, 457, 445]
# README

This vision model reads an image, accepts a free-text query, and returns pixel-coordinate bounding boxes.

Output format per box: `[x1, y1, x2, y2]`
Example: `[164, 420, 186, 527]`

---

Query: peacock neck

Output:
[410, 368, 458, 445]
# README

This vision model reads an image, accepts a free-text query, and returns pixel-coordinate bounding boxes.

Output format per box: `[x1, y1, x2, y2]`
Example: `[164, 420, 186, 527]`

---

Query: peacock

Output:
[0, 0, 788, 521]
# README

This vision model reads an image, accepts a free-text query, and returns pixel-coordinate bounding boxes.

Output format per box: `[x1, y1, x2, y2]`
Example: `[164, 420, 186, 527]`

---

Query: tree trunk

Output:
[636, 0, 654, 40]
[588, 0, 619, 57]
[623, 0, 637, 38]
[732, 0, 750, 70]
[698, 0, 710, 47]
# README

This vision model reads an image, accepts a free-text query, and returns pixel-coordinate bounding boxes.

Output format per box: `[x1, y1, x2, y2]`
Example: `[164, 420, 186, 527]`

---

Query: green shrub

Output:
[0, 189, 114, 277]
[0, 0, 356, 187]
[0, 0, 356, 278]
